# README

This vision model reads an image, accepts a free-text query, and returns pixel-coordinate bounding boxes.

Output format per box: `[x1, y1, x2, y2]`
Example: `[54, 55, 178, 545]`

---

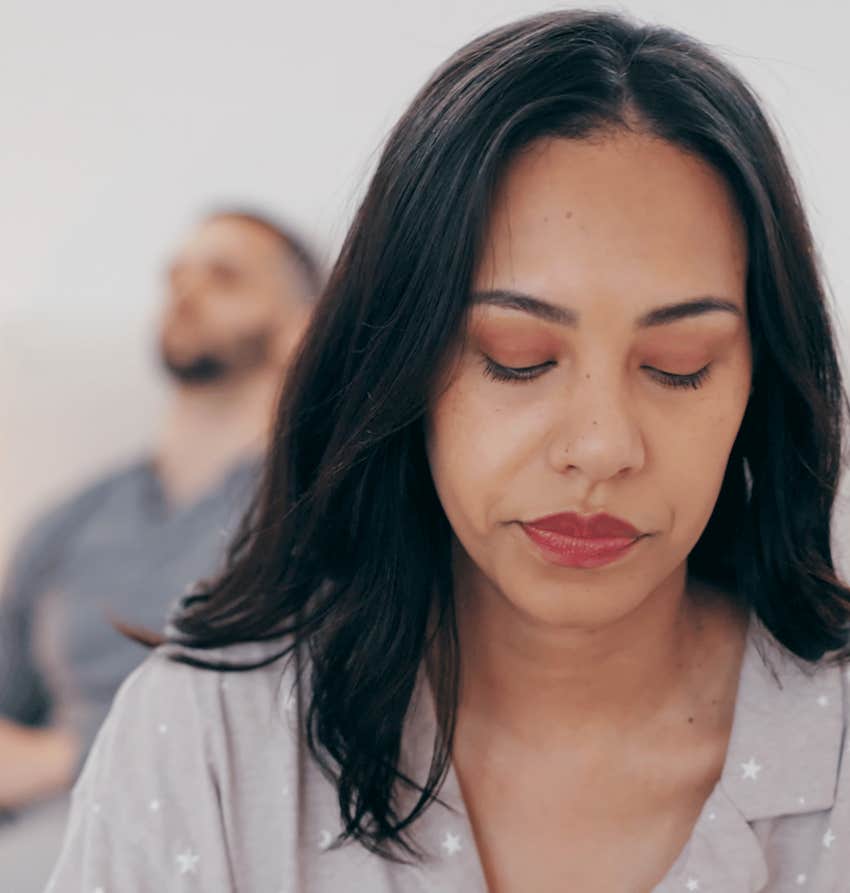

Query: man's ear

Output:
[273, 301, 313, 367]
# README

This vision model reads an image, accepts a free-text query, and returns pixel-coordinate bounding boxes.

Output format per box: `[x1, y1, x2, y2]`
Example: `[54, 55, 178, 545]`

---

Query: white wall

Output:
[2, 0, 849, 573]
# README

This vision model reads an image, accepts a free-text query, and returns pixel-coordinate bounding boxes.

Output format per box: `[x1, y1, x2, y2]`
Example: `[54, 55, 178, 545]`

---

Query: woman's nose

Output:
[546, 372, 646, 483]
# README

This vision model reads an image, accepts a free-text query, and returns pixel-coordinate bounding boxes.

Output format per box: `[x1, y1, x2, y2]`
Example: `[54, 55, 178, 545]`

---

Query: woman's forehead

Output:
[474, 132, 748, 313]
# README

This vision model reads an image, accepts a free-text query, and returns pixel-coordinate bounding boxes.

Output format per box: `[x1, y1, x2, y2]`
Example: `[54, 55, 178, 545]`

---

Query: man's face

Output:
[158, 216, 306, 384]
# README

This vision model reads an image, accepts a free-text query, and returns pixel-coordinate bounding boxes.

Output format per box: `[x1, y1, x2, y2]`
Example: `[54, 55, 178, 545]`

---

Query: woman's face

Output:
[427, 131, 751, 628]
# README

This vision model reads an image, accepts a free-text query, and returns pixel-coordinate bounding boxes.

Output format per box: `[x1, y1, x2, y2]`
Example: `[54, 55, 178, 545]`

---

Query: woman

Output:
[48, 10, 849, 892]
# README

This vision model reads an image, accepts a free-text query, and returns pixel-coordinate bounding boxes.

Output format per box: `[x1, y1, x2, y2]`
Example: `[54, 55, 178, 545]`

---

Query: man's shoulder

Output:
[3, 459, 152, 597]
[21, 459, 150, 546]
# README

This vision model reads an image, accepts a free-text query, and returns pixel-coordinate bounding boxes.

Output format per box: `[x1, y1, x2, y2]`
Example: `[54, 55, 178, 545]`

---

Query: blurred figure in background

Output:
[0, 208, 319, 889]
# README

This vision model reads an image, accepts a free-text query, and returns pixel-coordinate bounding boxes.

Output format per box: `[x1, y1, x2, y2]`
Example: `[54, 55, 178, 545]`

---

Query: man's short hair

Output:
[206, 207, 323, 299]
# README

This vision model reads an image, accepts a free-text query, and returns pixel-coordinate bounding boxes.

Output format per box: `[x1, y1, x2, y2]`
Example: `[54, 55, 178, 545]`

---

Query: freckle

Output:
[543, 215, 549, 223]
[592, 419, 598, 427]
[688, 716, 694, 724]
[565, 210, 573, 219]
[584, 373, 590, 380]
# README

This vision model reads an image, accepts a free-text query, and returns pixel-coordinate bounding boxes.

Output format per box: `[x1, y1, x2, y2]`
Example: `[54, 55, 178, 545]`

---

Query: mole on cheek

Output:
[565, 210, 573, 219]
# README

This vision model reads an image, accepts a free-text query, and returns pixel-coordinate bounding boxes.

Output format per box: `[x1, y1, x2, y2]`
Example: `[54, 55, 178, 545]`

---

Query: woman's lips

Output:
[520, 512, 644, 569]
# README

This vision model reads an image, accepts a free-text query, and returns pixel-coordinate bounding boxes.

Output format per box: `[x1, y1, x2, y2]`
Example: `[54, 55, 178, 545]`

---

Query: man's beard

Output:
[161, 351, 230, 384]
[159, 331, 272, 385]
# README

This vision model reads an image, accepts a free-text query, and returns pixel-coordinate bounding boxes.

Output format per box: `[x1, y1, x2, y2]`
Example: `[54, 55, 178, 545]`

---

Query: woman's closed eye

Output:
[642, 364, 712, 390]
[481, 355, 713, 390]
[481, 356, 555, 382]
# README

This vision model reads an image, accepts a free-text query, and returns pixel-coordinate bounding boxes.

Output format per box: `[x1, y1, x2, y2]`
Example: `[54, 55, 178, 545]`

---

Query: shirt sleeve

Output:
[0, 518, 63, 728]
[45, 651, 236, 892]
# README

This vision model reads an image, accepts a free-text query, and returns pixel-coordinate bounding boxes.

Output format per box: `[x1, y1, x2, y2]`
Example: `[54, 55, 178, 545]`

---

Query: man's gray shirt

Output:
[0, 457, 259, 769]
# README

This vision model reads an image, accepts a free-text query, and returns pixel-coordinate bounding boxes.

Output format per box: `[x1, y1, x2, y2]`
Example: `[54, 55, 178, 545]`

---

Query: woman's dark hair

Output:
[167, 9, 850, 860]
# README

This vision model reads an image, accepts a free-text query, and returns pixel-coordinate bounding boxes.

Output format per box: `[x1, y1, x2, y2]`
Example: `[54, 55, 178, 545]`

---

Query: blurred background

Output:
[2, 0, 849, 575]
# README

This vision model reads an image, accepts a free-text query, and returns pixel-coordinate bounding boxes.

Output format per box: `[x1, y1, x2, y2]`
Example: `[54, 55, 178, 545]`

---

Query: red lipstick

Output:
[520, 512, 643, 569]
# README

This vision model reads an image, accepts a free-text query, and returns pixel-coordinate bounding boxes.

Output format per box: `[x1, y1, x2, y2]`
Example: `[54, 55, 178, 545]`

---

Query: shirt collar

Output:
[717, 615, 845, 821]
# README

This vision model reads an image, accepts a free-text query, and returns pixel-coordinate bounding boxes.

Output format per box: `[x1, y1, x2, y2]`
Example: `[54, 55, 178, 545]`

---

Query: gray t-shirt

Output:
[0, 457, 260, 765]
[47, 617, 850, 892]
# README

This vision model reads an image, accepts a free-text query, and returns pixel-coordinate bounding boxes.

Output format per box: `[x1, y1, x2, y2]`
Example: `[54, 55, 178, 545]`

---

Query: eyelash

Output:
[647, 365, 712, 390]
[481, 357, 712, 390]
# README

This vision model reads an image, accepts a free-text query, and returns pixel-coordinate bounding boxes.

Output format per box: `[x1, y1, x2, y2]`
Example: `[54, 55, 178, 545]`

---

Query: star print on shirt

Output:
[740, 756, 762, 780]
[685, 879, 700, 891]
[817, 694, 829, 708]
[441, 832, 462, 856]
[175, 849, 200, 875]
[823, 828, 836, 848]
[318, 829, 334, 850]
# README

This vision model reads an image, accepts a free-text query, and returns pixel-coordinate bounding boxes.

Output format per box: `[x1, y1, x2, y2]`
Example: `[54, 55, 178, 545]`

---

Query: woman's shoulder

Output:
[107, 634, 300, 741]
[47, 636, 305, 890]
[73, 634, 303, 803]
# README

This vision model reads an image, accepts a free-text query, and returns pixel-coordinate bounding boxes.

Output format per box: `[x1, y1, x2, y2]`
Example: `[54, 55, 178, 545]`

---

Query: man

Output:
[0, 208, 319, 886]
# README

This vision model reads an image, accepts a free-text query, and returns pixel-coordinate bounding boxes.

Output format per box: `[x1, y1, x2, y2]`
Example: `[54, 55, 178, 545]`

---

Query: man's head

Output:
[158, 210, 320, 385]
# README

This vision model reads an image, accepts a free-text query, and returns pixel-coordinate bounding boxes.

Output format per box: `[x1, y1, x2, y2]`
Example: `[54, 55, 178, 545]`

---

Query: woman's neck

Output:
[450, 560, 747, 751]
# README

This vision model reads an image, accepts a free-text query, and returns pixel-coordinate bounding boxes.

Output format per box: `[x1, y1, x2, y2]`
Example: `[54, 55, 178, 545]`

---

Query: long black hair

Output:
[167, 9, 850, 859]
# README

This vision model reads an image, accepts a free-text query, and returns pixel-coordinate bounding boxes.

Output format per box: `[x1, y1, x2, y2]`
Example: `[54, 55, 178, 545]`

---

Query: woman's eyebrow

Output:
[471, 290, 578, 325]
[471, 289, 742, 327]
[637, 297, 742, 327]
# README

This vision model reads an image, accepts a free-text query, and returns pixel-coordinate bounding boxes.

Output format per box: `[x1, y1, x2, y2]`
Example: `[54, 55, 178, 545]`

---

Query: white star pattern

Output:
[91, 802, 102, 815]
[740, 757, 762, 780]
[823, 828, 836, 849]
[318, 829, 333, 850]
[441, 831, 462, 856]
[149, 799, 161, 812]
[817, 694, 829, 708]
[707, 812, 717, 821]
[798, 796, 807, 806]
[175, 850, 200, 875]
[796, 875, 807, 886]
[685, 879, 700, 891]
[281, 784, 290, 797]
[94, 888, 105, 893]
[158, 723, 168, 735]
